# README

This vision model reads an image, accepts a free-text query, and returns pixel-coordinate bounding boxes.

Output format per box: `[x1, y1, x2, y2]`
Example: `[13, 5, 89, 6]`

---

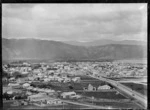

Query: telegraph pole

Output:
[63, 102, 64, 109]
[92, 96, 94, 105]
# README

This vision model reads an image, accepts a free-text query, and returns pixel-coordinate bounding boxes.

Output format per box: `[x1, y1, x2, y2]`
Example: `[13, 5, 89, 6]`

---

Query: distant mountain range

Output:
[2, 38, 147, 61]
[63, 39, 147, 47]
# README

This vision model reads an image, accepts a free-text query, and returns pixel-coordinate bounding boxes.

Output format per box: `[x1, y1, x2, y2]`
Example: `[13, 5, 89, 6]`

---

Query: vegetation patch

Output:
[76, 91, 127, 99]
[121, 82, 147, 96]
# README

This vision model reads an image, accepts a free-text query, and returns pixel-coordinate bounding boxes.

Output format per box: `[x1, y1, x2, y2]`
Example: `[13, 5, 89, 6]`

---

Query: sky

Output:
[2, 3, 147, 42]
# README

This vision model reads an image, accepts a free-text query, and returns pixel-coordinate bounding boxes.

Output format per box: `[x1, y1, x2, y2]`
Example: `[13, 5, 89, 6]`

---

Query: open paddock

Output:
[90, 101, 142, 109]
[3, 101, 89, 109]
[121, 82, 147, 96]
[76, 75, 99, 80]
[76, 91, 127, 100]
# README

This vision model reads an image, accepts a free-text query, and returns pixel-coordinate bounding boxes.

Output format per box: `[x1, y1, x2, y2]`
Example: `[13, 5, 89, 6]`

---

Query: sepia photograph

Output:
[2, 3, 147, 109]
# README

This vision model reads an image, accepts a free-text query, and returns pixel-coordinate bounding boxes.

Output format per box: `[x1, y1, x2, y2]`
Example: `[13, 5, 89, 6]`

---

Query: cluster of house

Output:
[27, 72, 81, 83]
[3, 63, 32, 75]
[26, 91, 82, 106]
[60, 91, 81, 99]
[3, 61, 147, 107]
[28, 93, 64, 106]
[3, 61, 147, 78]
[83, 84, 111, 91]
[75, 61, 147, 78]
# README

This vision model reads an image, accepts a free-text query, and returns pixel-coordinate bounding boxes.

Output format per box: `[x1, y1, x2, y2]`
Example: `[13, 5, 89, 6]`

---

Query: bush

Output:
[14, 94, 27, 100]
[3, 93, 14, 100]
[12, 71, 21, 78]
[2, 70, 10, 78]
[30, 82, 51, 88]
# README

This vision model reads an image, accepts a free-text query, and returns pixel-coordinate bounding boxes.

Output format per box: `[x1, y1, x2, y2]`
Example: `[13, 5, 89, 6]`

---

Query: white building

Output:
[47, 99, 63, 105]
[63, 78, 71, 83]
[57, 77, 64, 82]
[72, 77, 81, 83]
[8, 83, 20, 87]
[88, 84, 96, 91]
[61, 91, 76, 98]
[44, 78, 50, 82]
[26, 86, 33, 90]
[28, 93, 48, 102]
[9, 77, 16, 82]
[97, 85, 111, 90]
[22, 83, 30, 88]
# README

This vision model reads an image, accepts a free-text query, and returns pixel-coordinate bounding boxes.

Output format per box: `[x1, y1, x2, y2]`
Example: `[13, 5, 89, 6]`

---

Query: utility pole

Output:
[92, 96, 94, 105]
[63, 102, 64, 109]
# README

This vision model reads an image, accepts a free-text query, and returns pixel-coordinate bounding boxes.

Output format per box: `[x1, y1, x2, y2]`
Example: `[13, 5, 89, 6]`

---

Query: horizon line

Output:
[2, 37, 147, 43]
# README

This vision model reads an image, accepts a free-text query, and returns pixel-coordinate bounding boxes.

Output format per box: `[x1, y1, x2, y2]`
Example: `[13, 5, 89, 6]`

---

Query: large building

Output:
[97, 85, 111, 90]
[28, 93, 49, 102]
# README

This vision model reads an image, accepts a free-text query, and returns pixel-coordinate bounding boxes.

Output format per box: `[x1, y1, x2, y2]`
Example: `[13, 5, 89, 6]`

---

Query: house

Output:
[63, 78, 71, 83]
[22, 83, 30, 88]
[28, 93, 48, 102]
[21, 71, 28, 75]
[47, 70, 55, 74]
[48, 76, 55, 80]
[53, 76, 59, 80]
[26, 91, 32, 96]
[84, 84, 96, 91]
[26, 86, 33, 90]
[47, 99, 63, 105]
[97, 85, 111, 90]
[8, 83, 20, 87]
[61, 73, 68, 78]
[61, 91, 76, 98]
[72, 77, 81, 83]
[2, 77, 8, 82]
[21, 101, 28, 105]
[28, 77, 34, 81]
[3, 87, 12, 94]
[57, 77, 64, 82]
[44, 78, 50, 82]
[33, 88, 38, 91]
[7, 90, 13, 94]
[33, 69, 41, 74]
[69, 94, 81, 99]
[44, 89, 55, 93]
[9, 77, 16, 82]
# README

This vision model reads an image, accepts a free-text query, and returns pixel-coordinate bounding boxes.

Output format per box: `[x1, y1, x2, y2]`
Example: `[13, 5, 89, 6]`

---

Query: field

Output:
[76, 75, 100, 80]
[48, 80, 108, 92]
[47, 75, 109, 91]
[76, 91, 127, 99]
[108, 77, 146, 81]
[3, 101, 89, 109]
[121, 82, 147, 96]
[91, 101, 142, 109]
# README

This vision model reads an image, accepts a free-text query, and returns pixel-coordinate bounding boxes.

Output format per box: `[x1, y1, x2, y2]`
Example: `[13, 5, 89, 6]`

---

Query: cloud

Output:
[2, 4, 147, 42]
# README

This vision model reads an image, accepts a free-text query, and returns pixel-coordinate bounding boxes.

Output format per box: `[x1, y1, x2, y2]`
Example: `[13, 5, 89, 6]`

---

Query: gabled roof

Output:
[61, 91, 76, 96]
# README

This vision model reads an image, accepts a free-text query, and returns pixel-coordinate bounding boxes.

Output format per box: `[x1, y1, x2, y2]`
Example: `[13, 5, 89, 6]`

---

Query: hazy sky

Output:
[2, 4, 147, 42]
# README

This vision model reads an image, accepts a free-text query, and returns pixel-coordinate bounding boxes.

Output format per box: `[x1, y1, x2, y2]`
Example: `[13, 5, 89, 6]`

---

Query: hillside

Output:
[64, 39, 147, 47]
[2, 38, 147, 61]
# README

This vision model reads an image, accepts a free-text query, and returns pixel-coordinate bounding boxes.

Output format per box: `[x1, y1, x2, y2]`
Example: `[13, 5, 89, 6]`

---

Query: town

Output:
[2, 61, 147, 109]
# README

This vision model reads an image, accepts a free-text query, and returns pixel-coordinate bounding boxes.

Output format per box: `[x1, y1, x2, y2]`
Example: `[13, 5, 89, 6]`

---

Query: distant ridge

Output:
[2, 38, 147, 61]
[63, 39, 147, 47]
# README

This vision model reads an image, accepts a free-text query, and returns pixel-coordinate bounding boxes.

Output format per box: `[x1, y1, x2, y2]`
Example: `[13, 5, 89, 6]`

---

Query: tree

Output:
[3, 93, 14, 100]
[2, 70, 10, 78]
[13, 71, 22, 78]
[69, 85, 74, 89]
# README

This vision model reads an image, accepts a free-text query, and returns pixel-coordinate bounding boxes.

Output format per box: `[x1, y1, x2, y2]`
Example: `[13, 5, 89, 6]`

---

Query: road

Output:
[118, 81, 147, 86]
[61, 99, 116, 109]
[42, 97, 114, 109]
[87, 75, 147, 108]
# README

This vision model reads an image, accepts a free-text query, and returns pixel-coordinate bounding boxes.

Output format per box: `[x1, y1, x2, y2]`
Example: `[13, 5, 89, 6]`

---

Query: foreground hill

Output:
[2, 38, 147, 61]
